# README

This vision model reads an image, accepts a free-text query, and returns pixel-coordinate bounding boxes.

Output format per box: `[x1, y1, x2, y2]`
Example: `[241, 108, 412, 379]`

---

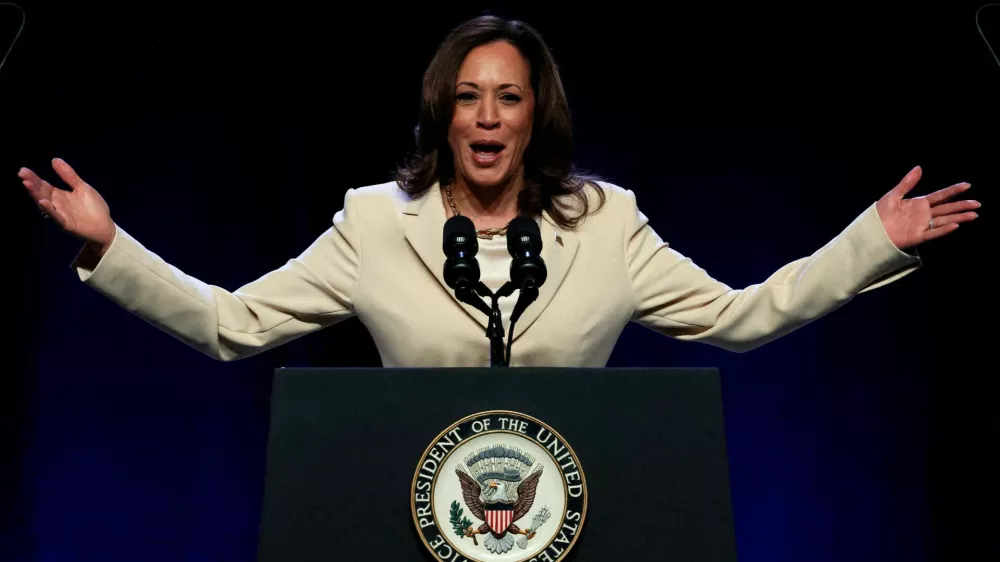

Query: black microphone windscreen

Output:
[444, 215, 475, 239]
[506, 216, 541, 254]
[443, 215, 478, 255]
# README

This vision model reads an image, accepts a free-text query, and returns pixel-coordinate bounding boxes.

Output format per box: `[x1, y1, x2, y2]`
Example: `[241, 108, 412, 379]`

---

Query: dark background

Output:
[2, 2, 996, 561]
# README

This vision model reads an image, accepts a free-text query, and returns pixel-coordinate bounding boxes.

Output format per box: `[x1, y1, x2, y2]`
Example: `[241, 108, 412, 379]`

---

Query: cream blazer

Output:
[72, 181, 920, 367]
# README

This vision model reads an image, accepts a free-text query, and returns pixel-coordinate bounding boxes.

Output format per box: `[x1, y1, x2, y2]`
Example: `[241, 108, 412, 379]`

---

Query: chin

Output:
[461, 164, 513, 188]
[467, 174, 509, 189]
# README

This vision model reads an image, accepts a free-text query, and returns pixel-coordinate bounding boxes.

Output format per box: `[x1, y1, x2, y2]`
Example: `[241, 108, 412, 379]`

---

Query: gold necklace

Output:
[444, 183, 515, 240]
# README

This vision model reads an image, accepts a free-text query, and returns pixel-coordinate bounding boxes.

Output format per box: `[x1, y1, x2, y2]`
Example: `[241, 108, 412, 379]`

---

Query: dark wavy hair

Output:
[394, 15, 605, 229]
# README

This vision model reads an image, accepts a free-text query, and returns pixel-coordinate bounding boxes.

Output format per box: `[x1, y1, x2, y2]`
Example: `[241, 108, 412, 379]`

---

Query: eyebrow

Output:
[457, 81, 524, 92]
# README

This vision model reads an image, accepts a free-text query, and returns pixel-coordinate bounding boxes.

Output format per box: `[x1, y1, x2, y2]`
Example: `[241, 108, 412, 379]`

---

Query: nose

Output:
[476, 98, 500, 130]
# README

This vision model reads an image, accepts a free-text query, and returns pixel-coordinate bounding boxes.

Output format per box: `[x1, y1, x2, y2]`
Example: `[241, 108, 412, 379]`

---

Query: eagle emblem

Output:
[453, 445, 548, 555]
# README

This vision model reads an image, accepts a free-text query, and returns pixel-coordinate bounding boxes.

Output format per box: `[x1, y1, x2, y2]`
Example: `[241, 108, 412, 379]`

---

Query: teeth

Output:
[472, 148, 502, 165]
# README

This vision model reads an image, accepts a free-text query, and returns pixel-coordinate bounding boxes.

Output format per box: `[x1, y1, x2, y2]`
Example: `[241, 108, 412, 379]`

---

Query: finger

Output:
[18, 167, 55, 200]
[891, 166, 922, 198]
[931, 211, 978, 227]
[51, 158, 86, 190]
[37, 198, 61, 224]
[932, 199, 981, 217]
[927, 182, 971, 206]
[923, 222, 959, 241]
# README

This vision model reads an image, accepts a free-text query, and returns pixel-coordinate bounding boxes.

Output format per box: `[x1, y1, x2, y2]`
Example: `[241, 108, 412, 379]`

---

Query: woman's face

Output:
[447, 41, 535, 191]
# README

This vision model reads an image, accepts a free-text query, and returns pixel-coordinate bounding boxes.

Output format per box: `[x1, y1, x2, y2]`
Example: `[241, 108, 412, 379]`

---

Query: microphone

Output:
[443, 216, 503, 366]
[443, 215, 481, 292]
[503, 217, 547, 366]
[443, 215, 491, 317]
[507, 216, 547, 291]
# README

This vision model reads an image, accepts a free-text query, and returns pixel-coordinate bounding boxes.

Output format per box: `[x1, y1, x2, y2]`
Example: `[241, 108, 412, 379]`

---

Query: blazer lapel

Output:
[402, 182, 491, 332]
[510, 213, 578, 341]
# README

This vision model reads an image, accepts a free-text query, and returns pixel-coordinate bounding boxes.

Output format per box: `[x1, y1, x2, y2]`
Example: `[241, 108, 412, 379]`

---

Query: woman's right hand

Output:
[19, 158, 116, 257]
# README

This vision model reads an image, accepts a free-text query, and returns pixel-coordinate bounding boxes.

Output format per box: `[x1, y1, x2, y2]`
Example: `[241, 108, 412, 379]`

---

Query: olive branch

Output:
[449, 500, 477, 545]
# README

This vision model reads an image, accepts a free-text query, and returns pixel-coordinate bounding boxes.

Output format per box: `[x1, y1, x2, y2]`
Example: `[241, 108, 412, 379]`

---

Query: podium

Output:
[256, 367, 737, 561]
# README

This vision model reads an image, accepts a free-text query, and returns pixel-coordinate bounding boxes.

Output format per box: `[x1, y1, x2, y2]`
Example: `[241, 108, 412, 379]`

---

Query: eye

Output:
[456, 92, 477, 103]
[500, 93, 522, 104]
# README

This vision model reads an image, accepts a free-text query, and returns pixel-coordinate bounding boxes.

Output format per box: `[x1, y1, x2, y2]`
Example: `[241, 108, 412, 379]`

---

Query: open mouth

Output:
[470, 141, 506, 165]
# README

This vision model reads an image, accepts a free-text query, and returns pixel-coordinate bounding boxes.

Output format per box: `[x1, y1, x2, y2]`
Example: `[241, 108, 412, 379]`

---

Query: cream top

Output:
[477, 234, 516, 333]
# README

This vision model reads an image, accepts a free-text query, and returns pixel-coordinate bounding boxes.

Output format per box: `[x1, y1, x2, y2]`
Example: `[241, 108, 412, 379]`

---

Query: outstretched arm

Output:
[626, 167, 977, 352]
[21, 158, 362, 362]
[72, 213, 360, 362]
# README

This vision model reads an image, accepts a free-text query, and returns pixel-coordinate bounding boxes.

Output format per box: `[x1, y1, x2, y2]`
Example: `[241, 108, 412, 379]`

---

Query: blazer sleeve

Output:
[70, 188, 363, 361]
[624, 189, 921, 352]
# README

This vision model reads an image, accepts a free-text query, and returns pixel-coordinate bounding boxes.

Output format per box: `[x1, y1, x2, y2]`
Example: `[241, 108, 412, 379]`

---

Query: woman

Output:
[17, 16, 979, 367]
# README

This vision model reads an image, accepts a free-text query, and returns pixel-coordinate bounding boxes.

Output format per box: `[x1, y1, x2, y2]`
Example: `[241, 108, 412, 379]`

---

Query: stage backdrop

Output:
[2, 3, 996, 562]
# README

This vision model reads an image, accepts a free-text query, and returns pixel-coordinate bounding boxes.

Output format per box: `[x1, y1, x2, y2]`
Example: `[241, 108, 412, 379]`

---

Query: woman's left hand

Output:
[876, 166, 980, 250]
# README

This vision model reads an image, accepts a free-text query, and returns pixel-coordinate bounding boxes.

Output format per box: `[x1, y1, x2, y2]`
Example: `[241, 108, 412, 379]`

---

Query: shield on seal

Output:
[484, 504, 514, 534]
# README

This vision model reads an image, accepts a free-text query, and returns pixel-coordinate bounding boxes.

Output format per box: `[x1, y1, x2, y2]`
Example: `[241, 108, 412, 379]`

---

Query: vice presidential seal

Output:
[411, 411, 587, 561]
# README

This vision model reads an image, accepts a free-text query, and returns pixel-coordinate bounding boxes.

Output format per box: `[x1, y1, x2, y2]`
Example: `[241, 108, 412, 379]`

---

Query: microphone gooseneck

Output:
[504, 217, 547, 365]
[442, 215, 504, 365]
